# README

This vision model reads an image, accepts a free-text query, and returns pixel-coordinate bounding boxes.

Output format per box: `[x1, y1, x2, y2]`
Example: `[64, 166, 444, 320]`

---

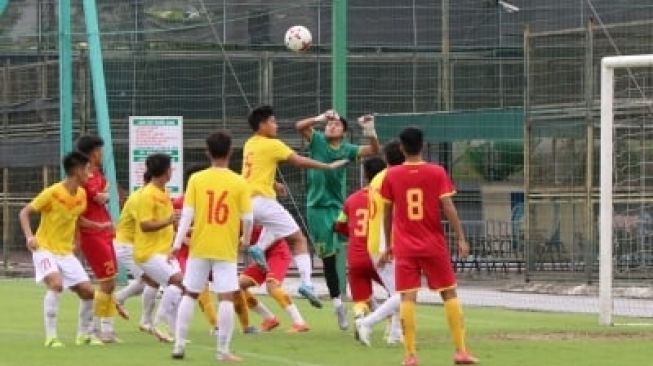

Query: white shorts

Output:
[139, 254, 181, 286]
[371, 254, 396, 295]
[183, 257, 238, 294]
[113, 242, 143, 279]
[252, 196, 300, 242]
[32, 250, 90, 289]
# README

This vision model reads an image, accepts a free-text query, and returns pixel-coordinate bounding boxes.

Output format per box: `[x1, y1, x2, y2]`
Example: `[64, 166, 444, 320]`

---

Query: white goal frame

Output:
[600, 54, 653, 326]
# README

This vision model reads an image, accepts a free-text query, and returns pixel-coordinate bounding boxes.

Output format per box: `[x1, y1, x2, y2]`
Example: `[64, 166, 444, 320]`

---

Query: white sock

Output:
[361, 293, 401, 328]
[253, 302, 275, 320]
[175, 295, 196, 349]
[155, 285, 182, 328]
[389, 312, 402, 339]
[77, 299, 94, 335]
[332, 297, 343, 308]
[43, 290, 60, 339]
[116, 280, 145, 304]
[217, 301, 235, 356]
[100, 317, 114, 333]
[294, 253, 313, 287]
[284, 304, 305, 325]
[141, 285, 158, 326]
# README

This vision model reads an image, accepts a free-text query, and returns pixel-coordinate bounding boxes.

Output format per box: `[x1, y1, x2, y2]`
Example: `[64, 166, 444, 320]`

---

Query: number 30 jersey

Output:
[184, 167, 252, 262]
[380, 162, 455, 258]
[335, 188, 371, 267]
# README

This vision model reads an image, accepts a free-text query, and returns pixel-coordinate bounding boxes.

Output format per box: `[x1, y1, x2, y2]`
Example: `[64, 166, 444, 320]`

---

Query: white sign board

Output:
[129, 116, 183, 197]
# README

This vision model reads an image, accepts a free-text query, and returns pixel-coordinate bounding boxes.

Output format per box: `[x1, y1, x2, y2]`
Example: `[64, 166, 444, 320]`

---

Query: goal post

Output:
[599, 54, 653, 326]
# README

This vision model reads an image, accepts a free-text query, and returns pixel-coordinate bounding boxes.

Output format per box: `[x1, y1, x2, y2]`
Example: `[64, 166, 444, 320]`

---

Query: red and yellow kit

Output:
[380, 162, 457, 292]
[335, 188, 382, 302]
[79, 167, 117, 281]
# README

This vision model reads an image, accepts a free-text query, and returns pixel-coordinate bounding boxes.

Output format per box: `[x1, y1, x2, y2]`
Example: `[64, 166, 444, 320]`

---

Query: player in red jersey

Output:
[76, 135, 125, 342]
[334, 157, 388, 321]
[234, 226, 309, 334]
[172, 165, 218, 333]
[380, 127, 478, 366]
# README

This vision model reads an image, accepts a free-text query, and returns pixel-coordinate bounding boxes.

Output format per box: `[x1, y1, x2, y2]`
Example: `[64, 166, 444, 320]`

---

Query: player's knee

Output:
[169, 273, 184, 286]
[440, 288, 457, 301]
[185, 291, 199, 300]
[49, 283, 64, 293]
[239, 277, 254, 289]
[286, 231, 307, 250]
[74, 282, 95, 300]
[265, 280, 279, 294]
[100, 280, 115, 293]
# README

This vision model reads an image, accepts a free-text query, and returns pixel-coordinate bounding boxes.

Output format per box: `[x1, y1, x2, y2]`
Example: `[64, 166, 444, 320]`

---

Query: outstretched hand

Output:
[328, 159, 349, 170]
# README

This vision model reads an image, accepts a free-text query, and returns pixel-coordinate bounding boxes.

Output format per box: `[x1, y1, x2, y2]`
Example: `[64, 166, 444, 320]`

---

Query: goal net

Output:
[600, 55, 653, 326]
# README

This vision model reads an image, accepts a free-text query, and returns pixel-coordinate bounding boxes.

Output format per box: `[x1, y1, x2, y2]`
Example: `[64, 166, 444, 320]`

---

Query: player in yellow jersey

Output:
[171, 131, 254, 362]
[133, 153, 183, 343]
[19, 152, 108, 347]
[243, 105, 348, 308]
[355, 141, 405, 346]
[113, 172, 161, 332]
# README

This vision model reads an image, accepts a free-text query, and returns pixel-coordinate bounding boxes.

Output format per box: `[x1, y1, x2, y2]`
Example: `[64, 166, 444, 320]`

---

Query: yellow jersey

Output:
[367, 169, 387, 256]
[242, 134, 294, 198]
[184, 168, 252, 262]
[114, 188, 142, 245]
[30, 182, 87, 255]
[133, 183, 174, 263]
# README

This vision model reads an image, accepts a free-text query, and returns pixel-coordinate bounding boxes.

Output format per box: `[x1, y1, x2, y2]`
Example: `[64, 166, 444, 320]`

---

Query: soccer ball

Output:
[284, 25, 312, 52]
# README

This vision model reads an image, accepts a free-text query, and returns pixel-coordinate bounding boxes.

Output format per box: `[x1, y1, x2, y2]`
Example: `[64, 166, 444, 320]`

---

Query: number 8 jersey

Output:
[183, 167, 252, 262]
[380, 162, 455, 258]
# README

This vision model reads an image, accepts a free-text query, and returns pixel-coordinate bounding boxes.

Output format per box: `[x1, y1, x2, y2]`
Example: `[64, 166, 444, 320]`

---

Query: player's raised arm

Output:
[441, 196, 470, 259]
[286, 152, 349, 170]
[357, 115, 381, 157]
[295, 110, 338, 141]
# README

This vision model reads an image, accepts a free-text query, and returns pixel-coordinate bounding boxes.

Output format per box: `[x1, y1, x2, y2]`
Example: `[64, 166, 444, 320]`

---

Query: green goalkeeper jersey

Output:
[306, 131, 360, 208]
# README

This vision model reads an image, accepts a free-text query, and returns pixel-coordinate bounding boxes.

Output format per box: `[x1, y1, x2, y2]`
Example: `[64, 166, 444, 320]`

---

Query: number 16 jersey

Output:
[184, 167, 252, 262]
[380, 162, 455, 258]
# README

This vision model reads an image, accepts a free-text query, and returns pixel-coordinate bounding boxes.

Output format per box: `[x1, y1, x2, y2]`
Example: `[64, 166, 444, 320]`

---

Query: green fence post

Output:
[58, 0, 73, 170]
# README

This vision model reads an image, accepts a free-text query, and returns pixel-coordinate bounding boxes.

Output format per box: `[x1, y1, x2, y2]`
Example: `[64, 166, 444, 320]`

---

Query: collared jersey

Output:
[242, 134, 294, 198]
[80, 167, 112, 234]
[133, 183, 174, 263]
[380, 162, 455, 258]
[336, 188, 370, 264]
[30, 182, 87, 255]
[306, 131, 360, 208]
[367, 168, 387, 256]
[114, 188, 142, 245]
[184, 168, 252, 262]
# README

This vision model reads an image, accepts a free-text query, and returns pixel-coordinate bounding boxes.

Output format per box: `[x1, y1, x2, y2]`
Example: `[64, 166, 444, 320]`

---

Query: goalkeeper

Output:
[295, 110, 380, 330]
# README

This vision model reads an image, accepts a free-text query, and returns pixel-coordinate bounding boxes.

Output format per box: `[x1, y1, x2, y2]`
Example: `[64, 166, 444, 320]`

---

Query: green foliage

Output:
[467, 141, 524, 182]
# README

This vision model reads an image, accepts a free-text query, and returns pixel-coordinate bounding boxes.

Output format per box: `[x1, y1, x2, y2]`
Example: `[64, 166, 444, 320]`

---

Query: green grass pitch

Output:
[0, 279, 651, 366]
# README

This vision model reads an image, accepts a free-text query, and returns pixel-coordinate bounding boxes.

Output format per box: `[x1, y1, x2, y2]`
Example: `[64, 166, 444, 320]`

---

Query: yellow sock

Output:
[269, 287, 292, 309]
[444, 298, 467, 352]
[400, 300, 417, 357]
[353, 302, 370, 318]
[243, 289, 259, 309]
[233, 290, 250, 330]
[197, 287, 218, 328]
[93, 290, 111, 317]
[106, 295, 117, 317]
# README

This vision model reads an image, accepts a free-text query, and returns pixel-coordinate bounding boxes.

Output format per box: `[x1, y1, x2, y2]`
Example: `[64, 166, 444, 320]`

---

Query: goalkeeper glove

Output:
[358, 114, 377, 139]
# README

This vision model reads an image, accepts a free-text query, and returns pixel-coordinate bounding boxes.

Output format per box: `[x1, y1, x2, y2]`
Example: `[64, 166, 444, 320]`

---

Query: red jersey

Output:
[380, 162, 455, 258]
[81, 167, 112, 234]
[336, 188, 371, 265]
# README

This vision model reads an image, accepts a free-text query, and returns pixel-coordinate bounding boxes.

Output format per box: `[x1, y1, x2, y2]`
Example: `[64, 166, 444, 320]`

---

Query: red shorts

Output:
[176, 244, 189, 273]
[80, 231, 117, 281]
[242, 242, 291, 286]
[395, 254, 456, 293]
[348, 256, 382, 302]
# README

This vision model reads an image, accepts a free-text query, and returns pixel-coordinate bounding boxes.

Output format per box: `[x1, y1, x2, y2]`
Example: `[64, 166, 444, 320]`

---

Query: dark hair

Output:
[206, 131, 232, 159]
[62, 151, 89, 176]
[184, 164, 206, 187]
[399, 127, 424, 156]
[332, 116, 348, 132]
[145, 153, 172, 178]
[363, 157, 387, 182]
[76, 135, 104, 155]
[383, 140, 405, 166]
[248, 105, 275, 132]
[143, 171, 152, 183]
